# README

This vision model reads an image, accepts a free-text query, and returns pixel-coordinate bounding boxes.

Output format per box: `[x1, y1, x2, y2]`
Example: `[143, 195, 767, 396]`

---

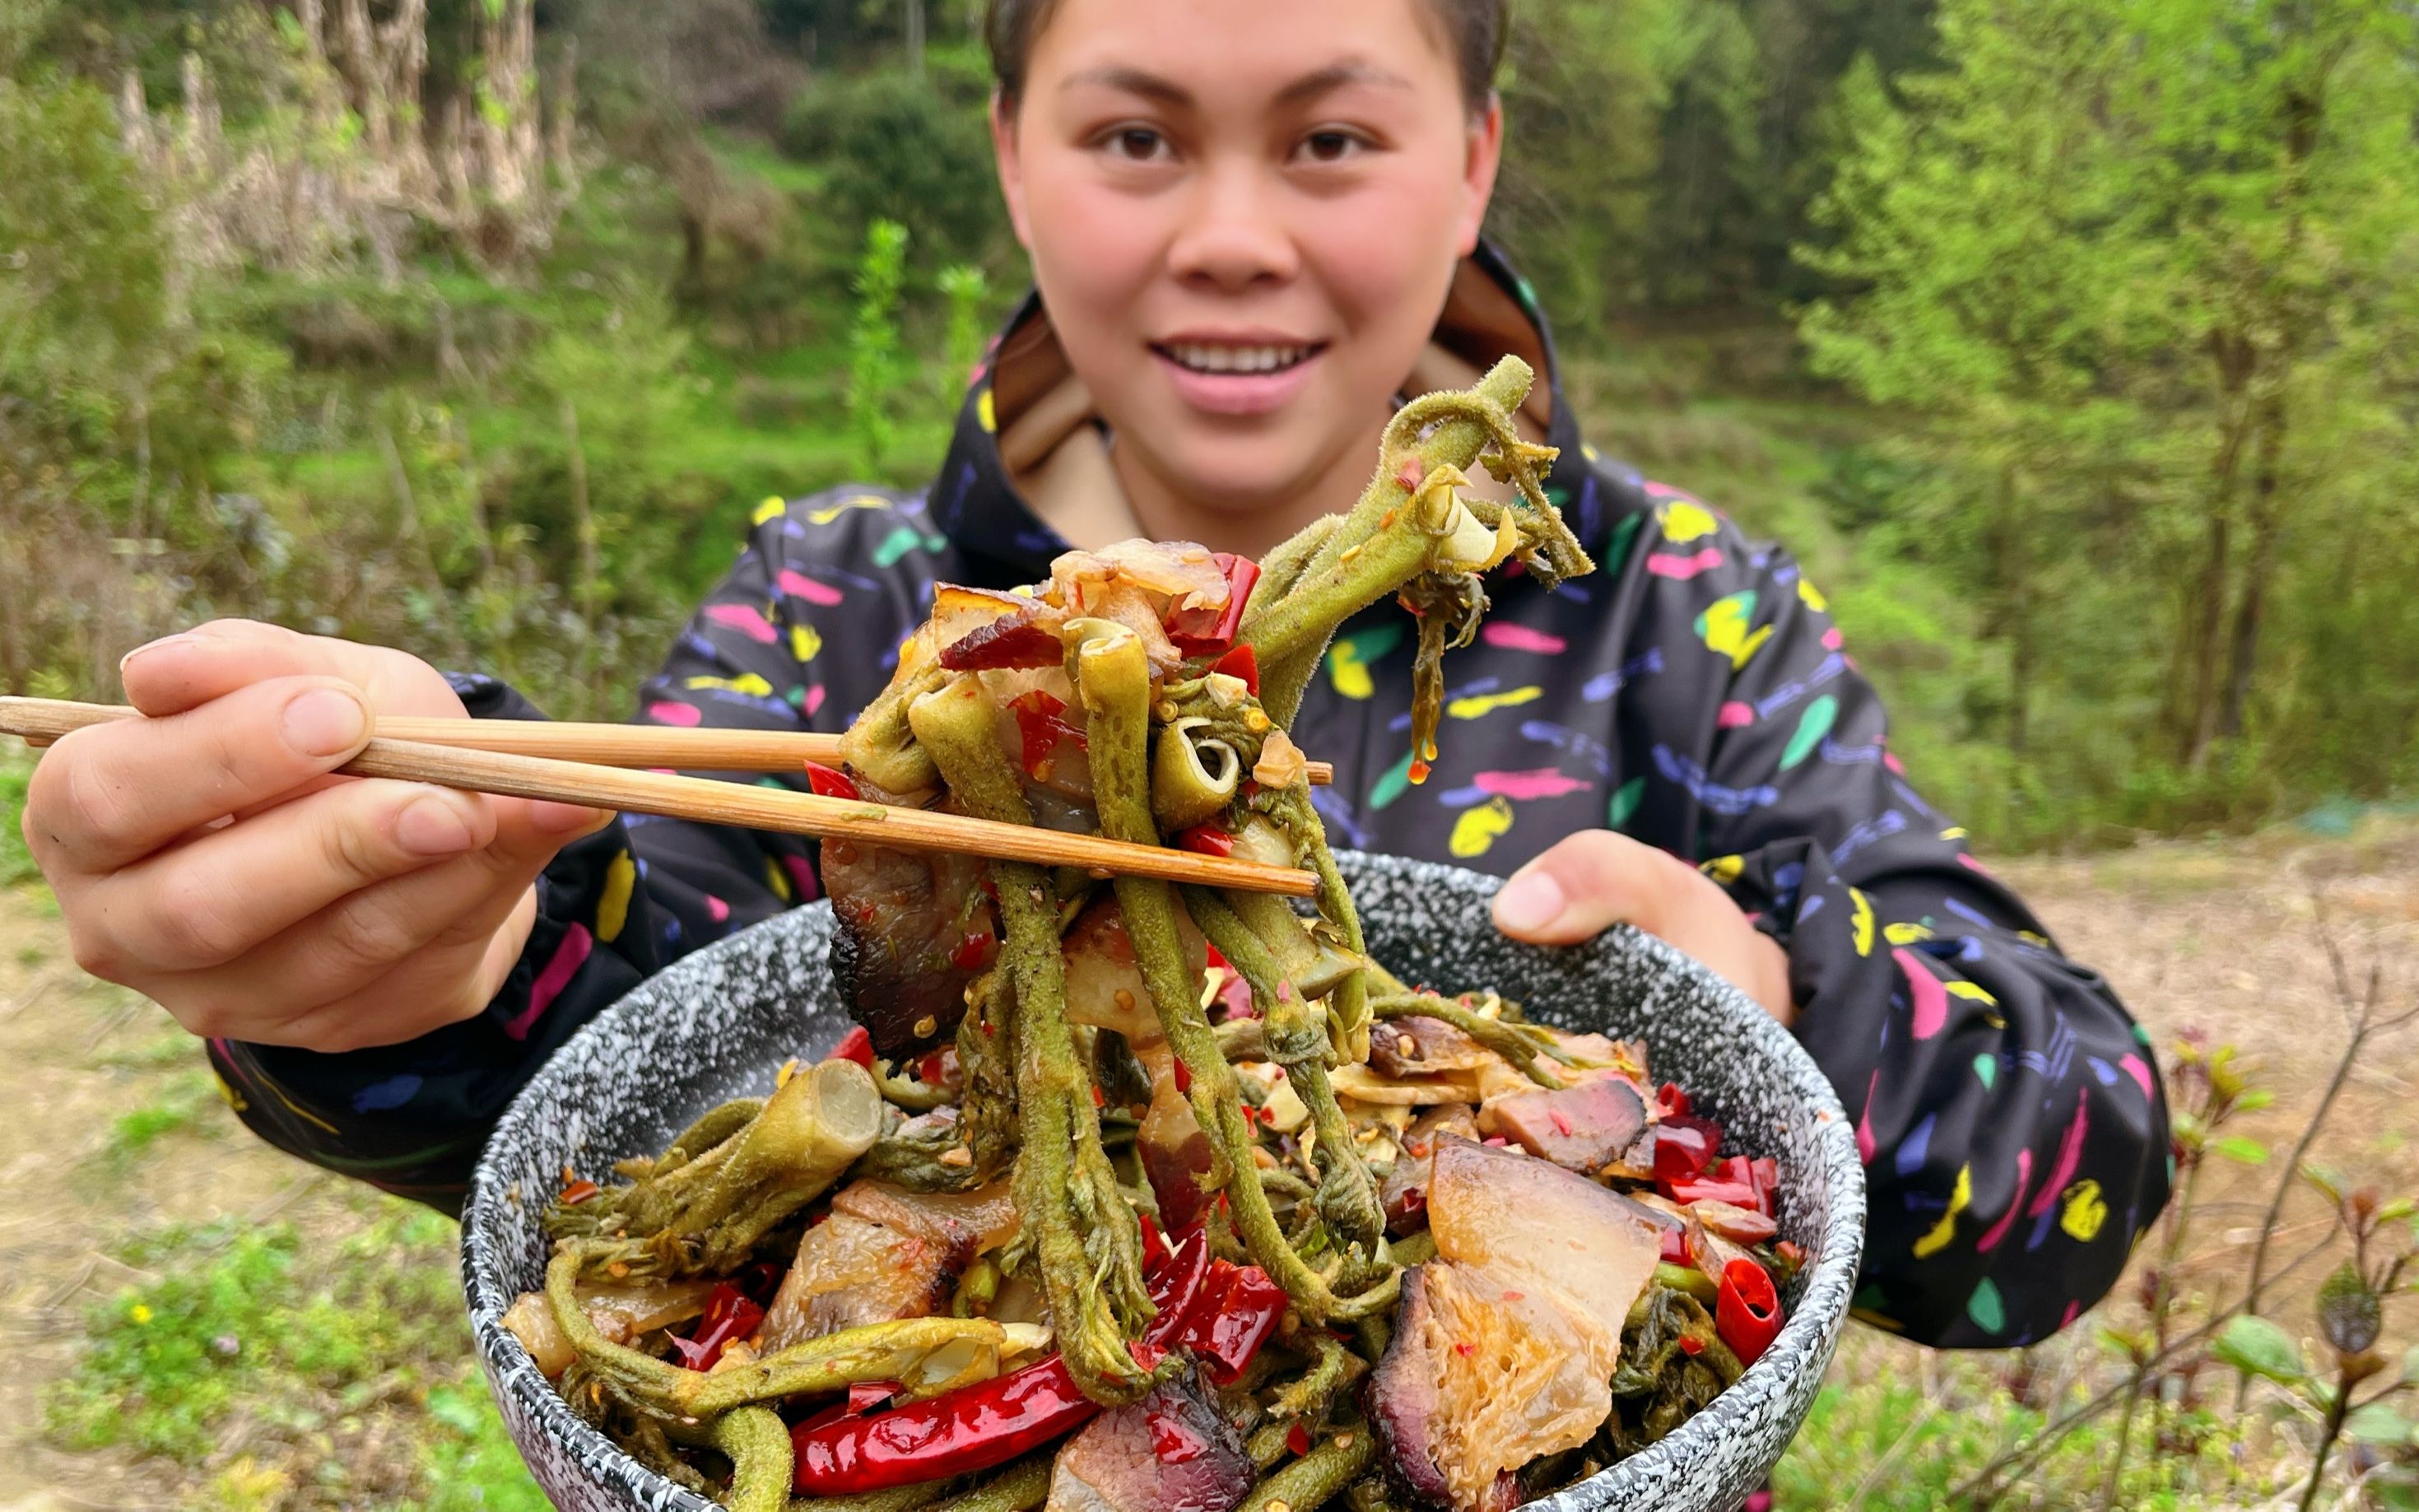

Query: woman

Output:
[22, 0, 2165, 1351]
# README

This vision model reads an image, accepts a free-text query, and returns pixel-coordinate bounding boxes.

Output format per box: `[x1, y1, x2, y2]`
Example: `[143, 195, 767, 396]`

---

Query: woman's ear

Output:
[990, 92, 1037, 253]
[1457, 93, 1505, 255]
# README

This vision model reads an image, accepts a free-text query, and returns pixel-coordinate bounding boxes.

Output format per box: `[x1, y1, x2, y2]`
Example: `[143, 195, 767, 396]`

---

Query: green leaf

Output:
[2234, 1090, 2277, 1113]
[2402, 1343, 2419, 1386]
[2212, 1314, 2308, 1384]
[2211, 1136, 2270, 1165]
[2320, 1263, 2384, 1356]
[2346, 1403, 2417, 1447]
[2377, 1476, 2419, 1512]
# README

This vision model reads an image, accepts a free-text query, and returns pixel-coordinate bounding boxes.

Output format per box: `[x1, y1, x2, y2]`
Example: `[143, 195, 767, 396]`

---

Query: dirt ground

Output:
[1, 817, 2414, 1508]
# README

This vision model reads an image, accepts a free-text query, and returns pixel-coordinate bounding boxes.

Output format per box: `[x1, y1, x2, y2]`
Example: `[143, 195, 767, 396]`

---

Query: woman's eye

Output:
[1105, 127, 1170, 162]
[1297, 130, 1366, 164]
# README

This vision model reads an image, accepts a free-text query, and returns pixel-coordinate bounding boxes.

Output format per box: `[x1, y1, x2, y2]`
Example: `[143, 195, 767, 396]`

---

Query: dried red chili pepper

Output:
[1714, 1258, 1784, 1366]
[792, 1231, 1211, 1494]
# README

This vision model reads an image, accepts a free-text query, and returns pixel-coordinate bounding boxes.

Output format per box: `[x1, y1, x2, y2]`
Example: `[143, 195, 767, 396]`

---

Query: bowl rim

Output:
[463, 852, 1867, 1511]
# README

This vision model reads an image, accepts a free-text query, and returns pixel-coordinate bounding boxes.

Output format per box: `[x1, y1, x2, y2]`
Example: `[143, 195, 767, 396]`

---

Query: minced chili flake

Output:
[559, 1178, 601, 1205]
[1677, 1334, 1705, 1356]
[1286, 1421, 1311, 1456]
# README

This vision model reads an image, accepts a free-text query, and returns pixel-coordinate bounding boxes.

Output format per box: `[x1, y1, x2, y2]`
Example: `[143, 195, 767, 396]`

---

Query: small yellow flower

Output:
[129, 1303, 153, 1325]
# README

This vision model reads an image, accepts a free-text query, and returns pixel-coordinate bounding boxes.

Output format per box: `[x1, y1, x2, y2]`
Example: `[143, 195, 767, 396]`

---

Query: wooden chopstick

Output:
[4, 700, 1335, 785]
[0, 697, 1316, 898]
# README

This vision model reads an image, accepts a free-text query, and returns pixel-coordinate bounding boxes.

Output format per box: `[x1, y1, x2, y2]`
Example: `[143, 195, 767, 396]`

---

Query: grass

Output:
[1772, 1341, 2252, 1510]
[97, 1068, 221, 1169]
[1, 741, 35, 888]
[44, 1201, 546, 1506]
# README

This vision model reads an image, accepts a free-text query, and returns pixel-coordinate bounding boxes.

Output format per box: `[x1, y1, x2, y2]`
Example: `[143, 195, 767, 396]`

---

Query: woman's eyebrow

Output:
[1272, 61, 1416, 108]
[1060, 66, 1191, 106]
[1057, 60, 1413, 109]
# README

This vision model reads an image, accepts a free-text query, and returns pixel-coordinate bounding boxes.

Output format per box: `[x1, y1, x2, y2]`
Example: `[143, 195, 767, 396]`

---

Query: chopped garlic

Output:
[1253, 730, 1308, 790]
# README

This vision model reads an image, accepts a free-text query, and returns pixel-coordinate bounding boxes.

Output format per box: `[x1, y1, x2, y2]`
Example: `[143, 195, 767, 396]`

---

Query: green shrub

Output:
[780, 54, 1009, 275]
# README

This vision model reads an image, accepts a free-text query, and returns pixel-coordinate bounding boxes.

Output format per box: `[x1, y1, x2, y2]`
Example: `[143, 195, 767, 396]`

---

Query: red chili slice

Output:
[1168, 1260, 1286, 1384]
[1168, 554, 1262, 656]
[1660, 1225, 1691, 1265]
[1176, 824, 1237, 858]
[1715, 1258, 1784, 1365]
[804, 761, 861, 801]
[1210, 643, 1260, 695]
[949, 929, 995, 973]
[1663, 1177, 1762, 1210]
[827, 1026, 876, 1070]
[1651, 1116, 1723, 1185]
[1009, 690, 1086, 778]
[669, 1283, 766, 1371]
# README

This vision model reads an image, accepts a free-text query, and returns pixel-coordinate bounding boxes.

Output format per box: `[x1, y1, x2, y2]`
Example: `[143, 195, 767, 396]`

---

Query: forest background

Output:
[6, 0, 2417, 853]
[5, 2, 2419, 1509]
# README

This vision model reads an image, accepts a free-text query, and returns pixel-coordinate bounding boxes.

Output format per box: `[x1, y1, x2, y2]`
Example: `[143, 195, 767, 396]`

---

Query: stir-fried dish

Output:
[504, 359, 1800, 1512]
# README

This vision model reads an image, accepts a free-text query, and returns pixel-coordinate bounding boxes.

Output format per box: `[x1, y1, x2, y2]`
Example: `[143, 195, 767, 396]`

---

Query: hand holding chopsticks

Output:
[0, 698, 1318, 898]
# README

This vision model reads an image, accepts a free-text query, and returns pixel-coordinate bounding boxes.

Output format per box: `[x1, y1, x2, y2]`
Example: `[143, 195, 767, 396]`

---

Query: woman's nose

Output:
[1165, 158, 1301, 292]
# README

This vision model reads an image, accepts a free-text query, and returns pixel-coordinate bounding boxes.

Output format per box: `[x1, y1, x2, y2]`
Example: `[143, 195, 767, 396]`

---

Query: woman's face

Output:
[993, 0, 1501, 519]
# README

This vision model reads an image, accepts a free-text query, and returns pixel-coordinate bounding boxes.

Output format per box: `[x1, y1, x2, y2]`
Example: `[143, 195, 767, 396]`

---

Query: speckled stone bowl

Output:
[463, 853, 1865, 1512]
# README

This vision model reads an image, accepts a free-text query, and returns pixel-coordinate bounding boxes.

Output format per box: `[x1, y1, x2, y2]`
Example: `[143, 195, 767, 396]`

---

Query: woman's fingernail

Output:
[1493, 869, 1566, 933]
[119, 633, 194, 676]
[531, 800, 612, 835]
[282, 686, 370, 757]
[398, 794, 479, 856]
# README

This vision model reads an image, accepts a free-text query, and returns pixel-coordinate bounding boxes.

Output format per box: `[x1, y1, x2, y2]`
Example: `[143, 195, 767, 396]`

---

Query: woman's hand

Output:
[22, 620, 609, 1053]
[1490, 830, 1795, 1026]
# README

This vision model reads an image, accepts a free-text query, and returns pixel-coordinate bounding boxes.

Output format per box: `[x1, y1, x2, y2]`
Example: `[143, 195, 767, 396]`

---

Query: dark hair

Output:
[984, 0, 1507, 113]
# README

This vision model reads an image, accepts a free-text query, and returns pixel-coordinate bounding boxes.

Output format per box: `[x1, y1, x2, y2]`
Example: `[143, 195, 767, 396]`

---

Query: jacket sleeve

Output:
[1693, 549, 2172, 1348]
[206, 505, 844, 1214]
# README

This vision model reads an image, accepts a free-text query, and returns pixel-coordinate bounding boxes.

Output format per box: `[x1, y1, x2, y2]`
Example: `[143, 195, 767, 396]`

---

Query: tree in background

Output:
[1802, 0, 2419, 831]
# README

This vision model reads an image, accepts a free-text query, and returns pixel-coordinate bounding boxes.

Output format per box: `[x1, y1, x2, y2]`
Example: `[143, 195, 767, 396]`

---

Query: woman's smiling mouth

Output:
[1148, 336, 1330, 416]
